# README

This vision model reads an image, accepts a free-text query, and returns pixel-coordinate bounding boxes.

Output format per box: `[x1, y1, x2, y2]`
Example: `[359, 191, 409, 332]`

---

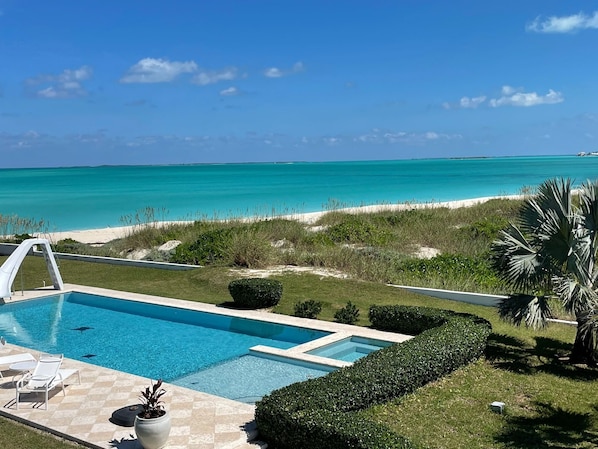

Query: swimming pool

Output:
[307, 336, 393, 362]
[0, 290, 400, 402]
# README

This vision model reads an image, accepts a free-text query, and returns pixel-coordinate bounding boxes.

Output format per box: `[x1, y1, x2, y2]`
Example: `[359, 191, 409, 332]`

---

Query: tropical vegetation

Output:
[491, 178, 598, 365]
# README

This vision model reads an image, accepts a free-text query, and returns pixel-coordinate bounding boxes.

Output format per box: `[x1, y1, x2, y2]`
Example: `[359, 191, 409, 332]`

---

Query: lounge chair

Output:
[0, 352, 37, 378]
[15, 353, 80, 410]
[0, 338, 36, 379]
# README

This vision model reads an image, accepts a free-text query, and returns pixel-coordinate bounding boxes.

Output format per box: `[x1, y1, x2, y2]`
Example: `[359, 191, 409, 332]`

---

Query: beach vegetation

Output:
[491, 178, 598, 365]
[16, 198, 524, 294]
[171, 228, 233, 265]
[396, 254, 502, 291]
[226, 228, 274, 268]
[325, 215, 393, 245]
[0, 214, 48, 240]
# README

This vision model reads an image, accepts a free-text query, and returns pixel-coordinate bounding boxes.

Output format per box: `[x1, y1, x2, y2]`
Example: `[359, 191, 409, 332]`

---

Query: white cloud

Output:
[323, 136, 341, 145]
[489, 85, 564, 107]
[192, 67, 238, 86]
[219, 86, 239, 96]
[527, 11, 598, 33]
[264, 67, 283, 78]
[25, 66, 92, 98]
[459, 96, 487, 109]
[445, 86, 563, 109]
[120, 58, 198, 83]
[264, 61, 305, 78]
[443, 95, 487, 109]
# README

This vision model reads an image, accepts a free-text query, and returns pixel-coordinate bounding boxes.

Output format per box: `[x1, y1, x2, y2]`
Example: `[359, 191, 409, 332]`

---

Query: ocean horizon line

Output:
[0, 153, 575, 171]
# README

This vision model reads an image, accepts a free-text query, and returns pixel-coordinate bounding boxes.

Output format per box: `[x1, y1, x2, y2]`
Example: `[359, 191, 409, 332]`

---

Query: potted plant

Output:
[134, 379, 172, 449]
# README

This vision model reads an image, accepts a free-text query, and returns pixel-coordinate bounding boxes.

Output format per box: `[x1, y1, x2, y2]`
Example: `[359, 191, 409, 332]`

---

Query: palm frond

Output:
[498, 294, 551, 329]
[491, 224, 548, 291]
[579, 179, 598, 247]
[552, 274, 598, 315]
[518, 178, 571, 236]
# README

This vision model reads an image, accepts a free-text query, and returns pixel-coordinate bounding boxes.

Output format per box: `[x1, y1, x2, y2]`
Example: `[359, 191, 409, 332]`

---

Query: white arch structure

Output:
[0, 238, 64, 299]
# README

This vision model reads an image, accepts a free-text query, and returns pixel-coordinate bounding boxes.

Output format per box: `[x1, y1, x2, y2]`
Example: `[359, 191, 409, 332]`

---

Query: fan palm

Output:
[491, 178, 598, 365]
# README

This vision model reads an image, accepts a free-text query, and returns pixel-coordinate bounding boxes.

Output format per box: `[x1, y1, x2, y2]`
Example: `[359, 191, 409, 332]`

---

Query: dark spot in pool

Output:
[72, 326, 93, 332]
[82, 354, 96, 358]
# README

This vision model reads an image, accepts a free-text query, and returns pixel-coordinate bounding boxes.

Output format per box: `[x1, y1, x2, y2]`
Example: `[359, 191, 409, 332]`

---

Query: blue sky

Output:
[1, 1, 597, 167]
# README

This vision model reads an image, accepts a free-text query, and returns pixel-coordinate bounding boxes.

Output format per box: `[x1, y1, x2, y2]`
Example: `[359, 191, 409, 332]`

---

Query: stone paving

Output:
[0, 344, 262, 449]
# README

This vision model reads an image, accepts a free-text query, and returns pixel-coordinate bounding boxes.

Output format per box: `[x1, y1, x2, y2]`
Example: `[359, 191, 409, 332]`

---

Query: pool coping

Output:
[0, 284, 413, 448]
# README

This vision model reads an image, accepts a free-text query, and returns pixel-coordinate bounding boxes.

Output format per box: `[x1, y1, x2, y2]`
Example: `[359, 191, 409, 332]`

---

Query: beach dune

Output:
[36, 195, 521, 245]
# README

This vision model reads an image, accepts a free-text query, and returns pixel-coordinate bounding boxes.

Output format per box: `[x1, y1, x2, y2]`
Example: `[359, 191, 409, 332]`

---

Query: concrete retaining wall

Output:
[390, 284, 506, 307]
[391, 284, 577, 326]
[0, 243, 198, 271]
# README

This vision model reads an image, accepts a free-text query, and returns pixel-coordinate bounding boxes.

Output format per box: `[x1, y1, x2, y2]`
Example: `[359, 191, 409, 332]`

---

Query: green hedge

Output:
[228, 278, 283, 308]
[255, 305, 491, 449]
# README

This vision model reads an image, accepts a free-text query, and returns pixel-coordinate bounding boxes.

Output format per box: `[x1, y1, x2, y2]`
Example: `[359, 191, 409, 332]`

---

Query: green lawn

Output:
[1, 256, 597, 449]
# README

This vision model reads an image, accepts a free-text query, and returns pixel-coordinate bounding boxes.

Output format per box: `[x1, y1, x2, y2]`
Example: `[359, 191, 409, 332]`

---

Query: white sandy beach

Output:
[36, 195, 522, 245]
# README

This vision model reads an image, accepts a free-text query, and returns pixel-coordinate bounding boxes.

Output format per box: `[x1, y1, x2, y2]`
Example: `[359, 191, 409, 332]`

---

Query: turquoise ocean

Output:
[2, 155, 598, 232]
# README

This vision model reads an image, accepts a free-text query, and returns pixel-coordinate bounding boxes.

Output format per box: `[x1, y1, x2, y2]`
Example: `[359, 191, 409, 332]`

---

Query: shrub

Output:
[293, 300, 323, 319]
[334, 301, 359, 324]
[368, 304, 450, 335]
[302, 232, 335, 247]
[464, 216, 509, 240]
[171, 228, 232, 265]
[13, 233, 34, 243]
[396, 253, 502, 290]
[228, 278, 283, 308]
[325, 217, 391, 246]
[53, 238, 86, 254]
[255, 306, 491, 449]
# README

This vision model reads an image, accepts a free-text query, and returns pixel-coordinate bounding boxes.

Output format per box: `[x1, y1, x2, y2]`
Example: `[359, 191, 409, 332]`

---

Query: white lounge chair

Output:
[15, 353, 80, 410]
[0, 352, 36, 378]
[0, 338, 36, 379]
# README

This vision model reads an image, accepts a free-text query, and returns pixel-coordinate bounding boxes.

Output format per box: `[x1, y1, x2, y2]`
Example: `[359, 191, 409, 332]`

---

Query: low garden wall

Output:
[392, 284, 505, 306]
[0, 243, 197, 271]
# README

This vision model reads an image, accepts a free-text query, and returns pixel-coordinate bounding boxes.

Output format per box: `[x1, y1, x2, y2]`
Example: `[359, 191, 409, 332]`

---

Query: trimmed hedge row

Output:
[255, 305, 492, 449]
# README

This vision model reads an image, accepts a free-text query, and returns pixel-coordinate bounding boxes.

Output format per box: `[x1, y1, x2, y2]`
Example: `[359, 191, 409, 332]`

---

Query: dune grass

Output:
[21, 198, 524, 294]
[1, 255, 597, 448]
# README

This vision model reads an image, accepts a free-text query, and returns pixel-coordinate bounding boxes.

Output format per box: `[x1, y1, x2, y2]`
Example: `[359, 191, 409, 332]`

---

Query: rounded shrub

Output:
[228, 278, 283, 309]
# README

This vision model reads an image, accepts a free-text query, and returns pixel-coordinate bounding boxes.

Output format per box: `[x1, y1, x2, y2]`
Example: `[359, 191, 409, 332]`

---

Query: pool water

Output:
[307, 336, 392, 362]
[174, 354, 332, 403]
[0, 292, 330, 401]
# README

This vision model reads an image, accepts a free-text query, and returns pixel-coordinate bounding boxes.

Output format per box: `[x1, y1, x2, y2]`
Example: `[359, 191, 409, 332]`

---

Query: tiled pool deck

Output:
[0, 284, 411, 449]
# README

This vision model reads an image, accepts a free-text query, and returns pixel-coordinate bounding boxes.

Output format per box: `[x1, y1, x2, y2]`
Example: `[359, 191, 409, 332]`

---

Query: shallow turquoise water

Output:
[2, 156, 597, 231]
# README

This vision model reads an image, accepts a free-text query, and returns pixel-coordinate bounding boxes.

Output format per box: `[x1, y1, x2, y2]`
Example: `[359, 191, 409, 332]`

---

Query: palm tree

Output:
[491, 178, 598, 365]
